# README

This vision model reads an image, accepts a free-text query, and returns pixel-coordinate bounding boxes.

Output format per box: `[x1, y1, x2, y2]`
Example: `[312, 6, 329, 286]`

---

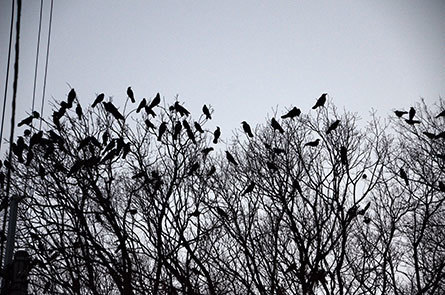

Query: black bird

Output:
[281, 107, 301, 119]
[174, 101, 190, 117]
[75, 103, 83, 120]
[190, 208, 201, 217]
[363, 216, 371, 224]
[92, 93, 105, 108]
[405, 119, 421, 125]
[305, 139, 320, 147]
[144, 106, 156, 117]
[423, 132, 436, 139]
[25, 150, 34, 166]
[18, 111, 40, 127]
[67, 88, 76, 107]
[394, 110, 408, 118]
[194, 122, 204, 133]
[242, 121, 253, 137]
[127, 87, 135, 103]
[183, 120, 196, 144]
[144, 119, 155, 129]
[23, 129, 31, 136]
[173, 121, 182, 141]
[157, 122, 167, 141]
[147, 93, 161, 109]
[203, 104, 212, 120]
[103, 102, 125, 121]
[29, 131, 44, 147]
[202, 147, 214, 157]
[266, 161, 278, 171]
[216, 207, 228, 219]
[271, 118, 284, 133]
[213, 127, 221, 144]
[436, 110, 445, 118]
[326, 120, 340, 134]
[207, 165, 216, 177]
[102, 131, 109, 146]
[242, 181, 255, 196]
[312, 93, 327, 109]
[225, 151, 238, 166]
[122, 142, 131, 159]
[188, 162, 200, 175]
[340, 146, 348, 165]
[409, 107, 415, 120]
[136, 98, 147, 113]
[399, 168, 409, 186]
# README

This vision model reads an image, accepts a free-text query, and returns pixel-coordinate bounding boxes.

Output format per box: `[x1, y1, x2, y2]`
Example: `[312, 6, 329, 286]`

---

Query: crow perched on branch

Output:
[136, 98, 146, 113]
[194, 122, 204, 133]
[92, 93, 105, 108]
[242, 121, 253, 137]
[157, 122, 167, 141]
[399, 168, 409, 186]
[281, 107, 301, 119]
[242, 181, 255, 196]
[174, 101, 190, 117]
[394, 110, 408, 118]
[75, 103, 83, 120]
[203, 104, 212, 120]
[18, 111, 40, 127]
[312, 93, 327, 109]
[271, 118, 284, 133]
[326, 120, 340, 134]
[213, 127, 221, 144]
[147, 93, 161, 109]
[103, 102, 125, 121]
[436, 110, 445, 118]
[305, 139, 320, 147]
[182, 120, 196, 144]
[127, 87, 135, 103]
[409, 107, 416, 120]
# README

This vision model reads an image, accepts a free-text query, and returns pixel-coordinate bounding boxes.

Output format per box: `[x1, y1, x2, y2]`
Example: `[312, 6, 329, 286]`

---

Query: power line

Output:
[31, 0, 44, 118]
[0, 0, 15, 152]
[39, 0, 54, 131]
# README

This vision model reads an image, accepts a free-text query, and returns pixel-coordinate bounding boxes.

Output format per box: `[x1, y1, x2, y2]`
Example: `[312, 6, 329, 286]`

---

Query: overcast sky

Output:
[0, 0, 444, 150]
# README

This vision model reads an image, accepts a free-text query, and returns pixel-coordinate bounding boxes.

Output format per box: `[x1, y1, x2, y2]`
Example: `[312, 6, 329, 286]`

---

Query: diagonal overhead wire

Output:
[0, 0, 15, 152]
[39, 0, 54, 131]
[31, 0, 44, 119]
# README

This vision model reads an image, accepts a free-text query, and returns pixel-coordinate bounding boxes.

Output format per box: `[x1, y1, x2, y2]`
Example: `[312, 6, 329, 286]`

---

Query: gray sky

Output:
[1, 0, 444, 149]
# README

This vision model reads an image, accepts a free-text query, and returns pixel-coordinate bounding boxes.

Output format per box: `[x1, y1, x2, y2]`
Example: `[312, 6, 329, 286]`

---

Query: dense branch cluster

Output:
[0, 89, 444, 294]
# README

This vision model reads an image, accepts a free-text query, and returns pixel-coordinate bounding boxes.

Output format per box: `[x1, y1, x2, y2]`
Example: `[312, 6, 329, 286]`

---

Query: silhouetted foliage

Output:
[1, 90, 444, 294]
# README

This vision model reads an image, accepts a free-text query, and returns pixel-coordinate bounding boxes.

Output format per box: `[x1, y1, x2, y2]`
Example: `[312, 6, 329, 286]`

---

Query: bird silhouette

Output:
[147, 93, 161, 109]
[312, 93, 327, 109]
[103, 102, 125, 121]
[225, 151, 238, 166]
[340, 146, 348, 165]
[18, 112, 39, 127]
[271, 118, 284, 133]
[136, 98, 147, 113]
[127, 87, 135, 103]
[242, 121, 253, 137]
[75, 103, 83, 120]
[144, 119, 155, 129]
[92, 93, 105, 108]
[67, 88, 76, 108]
[30, 131, 44, 147]
[273, 147, 285, 155]
[423, 132, 436, 139]
[357, 202, 371, 215]
[242, 181, 255, 196]
[216, 207, 228, 219]
[439, 181, 445, 192]
[409, 107, 415, 120]
[202, 147, 214, 158]
[394, 110, 408, 118]
[144, 106, 156, 117]
[399, 168, 409, 186]
[203, 105, 212, 120]
[305, 139, 320, 147]
[157, 122, 167, 141]
[173, 121, 182, 141]
[292, 179, 303, 195]
[326, 120, 340, 134]
[405, 119, 421, 125]
[25, 150, 34, 166]
[182, 120, 196, 144]
[436, 110, 445, 118]
[194, 122, 204, 133]
[213, 127, 221, 144]
[190, 208, 201, 217]
[174, 102, 190, 117]
[281, 107, 301, 119]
